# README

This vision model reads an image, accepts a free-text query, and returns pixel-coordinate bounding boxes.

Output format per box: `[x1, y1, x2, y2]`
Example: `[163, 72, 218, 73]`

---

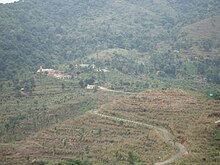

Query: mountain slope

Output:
[182, 16, 220, 51]
[0, 0, 220, 80]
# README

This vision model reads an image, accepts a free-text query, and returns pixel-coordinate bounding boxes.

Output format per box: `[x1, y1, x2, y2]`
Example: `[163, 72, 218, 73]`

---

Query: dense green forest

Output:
[1, 1, 220, 164]
[0, 0, 220, 85]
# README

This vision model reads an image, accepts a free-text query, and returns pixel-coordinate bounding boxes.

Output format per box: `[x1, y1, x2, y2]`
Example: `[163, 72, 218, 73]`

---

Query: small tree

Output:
[63, 138, 67, 147]
[98, 128, 102, 136]
[79, 80, 85, 88]
[26, 155, 30, 164]
[61, 83, 65, 91]
[53, 144, 56, 156]
[212, 90, 220, 100]
[93, 85, 98, 93]
[0, 83, 3, 91]
[5, 123, 10, 132]
[200, 39, 213, 52]
[128, 151, 137, 165]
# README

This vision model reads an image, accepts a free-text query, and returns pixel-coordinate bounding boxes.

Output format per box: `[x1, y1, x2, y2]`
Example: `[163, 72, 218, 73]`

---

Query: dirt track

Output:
[92, 87, 188, 165]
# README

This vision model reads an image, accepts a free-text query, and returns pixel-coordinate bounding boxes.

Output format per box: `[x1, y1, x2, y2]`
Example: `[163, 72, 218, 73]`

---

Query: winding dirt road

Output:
[98, 86, 134, 94]
[91, 87, 188, 165]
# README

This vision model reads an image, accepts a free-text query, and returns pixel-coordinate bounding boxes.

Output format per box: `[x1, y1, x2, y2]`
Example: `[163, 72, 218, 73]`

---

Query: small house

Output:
[86, 84, 96, 90]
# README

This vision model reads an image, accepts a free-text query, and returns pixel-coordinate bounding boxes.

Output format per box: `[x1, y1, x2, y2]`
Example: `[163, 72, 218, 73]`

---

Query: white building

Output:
[86, 84, 96, 90]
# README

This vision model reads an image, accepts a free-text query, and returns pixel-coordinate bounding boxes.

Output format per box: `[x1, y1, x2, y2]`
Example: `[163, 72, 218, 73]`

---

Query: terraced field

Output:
[100, 88, 220, 164]
[13, 112, 176, 165]
[1, 87, 220, 165]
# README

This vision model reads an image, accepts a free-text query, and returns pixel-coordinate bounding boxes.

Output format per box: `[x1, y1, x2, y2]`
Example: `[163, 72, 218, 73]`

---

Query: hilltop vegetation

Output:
[0, 0, 220, 83]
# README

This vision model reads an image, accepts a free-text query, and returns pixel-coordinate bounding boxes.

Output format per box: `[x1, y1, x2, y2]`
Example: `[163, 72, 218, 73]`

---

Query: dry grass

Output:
[1, 88, 220, 164]
[182, 16, 220, 42]
[101, 88, 220, 164]
[12, 113, 175, 164]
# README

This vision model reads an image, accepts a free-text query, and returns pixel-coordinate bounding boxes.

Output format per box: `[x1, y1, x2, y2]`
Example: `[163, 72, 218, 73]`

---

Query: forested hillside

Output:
[1, 1, 220, 164]
[0, 0, 220, 82]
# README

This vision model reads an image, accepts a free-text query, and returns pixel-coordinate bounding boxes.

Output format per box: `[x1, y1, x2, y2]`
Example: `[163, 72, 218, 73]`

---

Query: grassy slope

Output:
[1, 85, 220, 164]
[181, 15, 220, 56]
[13, 112, 175, 165]
[100, 88, 220, 164]
[182, 16, 220, 42]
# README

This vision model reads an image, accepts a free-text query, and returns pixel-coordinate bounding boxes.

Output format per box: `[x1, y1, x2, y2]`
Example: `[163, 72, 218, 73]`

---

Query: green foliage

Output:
[212, 130, 220, 141]
[150, 51, 177, 77]
[56, 159, 92, 165]
[179, 161, 186, 165]
[211, 90, 220, 100]
[200, 39, 213, 52]
[0, 0, 220, 80]
[61, 83, 65, 90]
[79, 77, 96, 88]
[0, 75, 97, 142]
[128, 151, 137, 165]
[32, 159, 92, 165]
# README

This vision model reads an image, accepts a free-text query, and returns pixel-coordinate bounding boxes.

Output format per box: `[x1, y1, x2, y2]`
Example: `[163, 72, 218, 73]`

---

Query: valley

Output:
[0, 74, 220, 164]
[0, 0, 220, 164]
